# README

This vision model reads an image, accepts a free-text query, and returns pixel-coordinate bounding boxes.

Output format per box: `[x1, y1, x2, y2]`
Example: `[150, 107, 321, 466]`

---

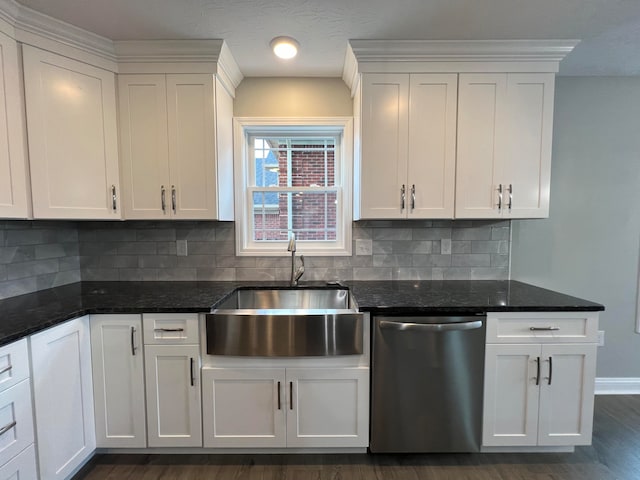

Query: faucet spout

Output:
[287, 232, 296, 252]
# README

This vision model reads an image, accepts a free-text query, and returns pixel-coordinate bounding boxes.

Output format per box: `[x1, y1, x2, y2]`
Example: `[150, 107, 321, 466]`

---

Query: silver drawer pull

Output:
[0, 421, 16, 436]
[530, 327, 560, 331]
[154, 328, 185, 332]
[0, 365, 12, 375]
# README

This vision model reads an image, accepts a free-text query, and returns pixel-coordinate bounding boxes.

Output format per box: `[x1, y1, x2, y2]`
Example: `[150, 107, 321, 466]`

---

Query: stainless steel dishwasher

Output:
[370, 315, 486, 453]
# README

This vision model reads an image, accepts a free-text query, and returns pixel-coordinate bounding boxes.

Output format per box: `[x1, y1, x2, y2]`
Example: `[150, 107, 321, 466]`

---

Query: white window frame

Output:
[234, 117, 353, 256]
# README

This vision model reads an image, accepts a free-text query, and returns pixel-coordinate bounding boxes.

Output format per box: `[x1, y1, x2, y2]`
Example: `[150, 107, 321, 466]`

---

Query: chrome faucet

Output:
[287, 233, 305, 286]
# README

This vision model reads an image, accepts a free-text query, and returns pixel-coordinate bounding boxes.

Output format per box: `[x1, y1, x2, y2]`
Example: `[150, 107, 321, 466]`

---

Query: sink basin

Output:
[206, 287, 363, 357]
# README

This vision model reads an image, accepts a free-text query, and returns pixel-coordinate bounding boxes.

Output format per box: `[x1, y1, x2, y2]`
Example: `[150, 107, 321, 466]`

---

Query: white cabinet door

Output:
[0, 444, 38, 480]
[202, 368, 286, 448]
[457, 73, 554, 219]
[31, 316, 95, 480]
[407, 74, 457, 219]
[502, 73, 554, 218]
[456, 74, 506, 219]
[359, 73, 409, 219]
[23, 45, 120, 219]
[0, 380, 34, 468]
[285, 368, 369, 448]
[538, 343, 597, 446]
[90, 315, 146, 448]
[0, 31, 30, 219]
[167, 74, 217, 219]
[118, 75, 170, 219]
[144, 344, 202, 447]
[483, 343, 540, 447]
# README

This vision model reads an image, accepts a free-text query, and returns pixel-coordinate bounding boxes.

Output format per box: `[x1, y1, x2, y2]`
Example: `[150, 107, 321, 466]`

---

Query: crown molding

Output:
[0, 0, 18, 36]
[343, 39, 580, 92]
[115, 39, 243, 95]
[216, 41, 244, 97]
[349, 39, 579, 63]
[1, 0, 118, 71]
[0, 1, 244, 82]
[342, 44, 359, 97]
[115, 39, 225, 64]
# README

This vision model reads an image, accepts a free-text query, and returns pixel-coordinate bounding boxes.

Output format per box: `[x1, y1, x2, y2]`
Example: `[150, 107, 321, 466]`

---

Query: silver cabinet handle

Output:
[161, 185, 166, 212]
[190, 358, 195, 387]
[171, 185, 176, 214]
[154, 328, 185, 332]
[530, 327, 560, 331]
[410, 184, 415, 211]
[0, 421, 16, 436]
[379, 320, 483, 332]
[289, 381, 293, 410]
[111, 185, 117, 211]
[535, 357, 541, 386]
[508, 184, 513, 211]
[548, 356, 553, 385]
[277, 381, 281, 410]
[0, 365, 12, 375]
[496, 184, 503, 210]
[130, 326, 136, 356]
[400, 184, 405, 211]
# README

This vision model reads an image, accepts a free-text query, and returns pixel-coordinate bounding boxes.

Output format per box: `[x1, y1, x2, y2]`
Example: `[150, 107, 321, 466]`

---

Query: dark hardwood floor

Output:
[76, 395, 640, 480]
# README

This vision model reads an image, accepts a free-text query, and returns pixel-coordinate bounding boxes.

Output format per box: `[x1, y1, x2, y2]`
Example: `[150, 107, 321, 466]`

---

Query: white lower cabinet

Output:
[0, 380, 34, 468]
[31, 316, 95, 480]
[286, 368, 369, 448]
[0, 444, 38, 480]
[483, 313, 598, 448]
[145, 345, 202, 447]
[202, 367, 369, 448]
[90, 315, 146, 448]
[202, 368, 286, 448]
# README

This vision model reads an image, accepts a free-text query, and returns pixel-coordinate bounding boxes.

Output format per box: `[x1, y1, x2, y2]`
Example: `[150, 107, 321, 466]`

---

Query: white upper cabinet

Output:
[22, 45, 121, 219]
[347, 41, 574, 220]
[356, 73, 457, 219]
[119, 74, 233, 220]
[456, 73, 555, 219]
[0, 31, 30, 218]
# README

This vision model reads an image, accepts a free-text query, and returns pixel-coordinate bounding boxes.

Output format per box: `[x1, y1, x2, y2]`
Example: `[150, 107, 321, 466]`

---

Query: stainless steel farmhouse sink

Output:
[206, 287, 363, 356]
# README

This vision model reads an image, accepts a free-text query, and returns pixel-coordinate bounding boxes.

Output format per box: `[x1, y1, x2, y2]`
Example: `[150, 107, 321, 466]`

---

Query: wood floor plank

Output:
[76, 395, 640, 480]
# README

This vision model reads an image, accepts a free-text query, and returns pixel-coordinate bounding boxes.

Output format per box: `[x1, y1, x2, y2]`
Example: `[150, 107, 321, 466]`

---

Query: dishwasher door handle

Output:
[379, 320, 483, 332]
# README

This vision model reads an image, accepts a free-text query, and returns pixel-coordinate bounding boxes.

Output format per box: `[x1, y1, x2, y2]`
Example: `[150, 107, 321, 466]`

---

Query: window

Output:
[234, 118, 353, 256]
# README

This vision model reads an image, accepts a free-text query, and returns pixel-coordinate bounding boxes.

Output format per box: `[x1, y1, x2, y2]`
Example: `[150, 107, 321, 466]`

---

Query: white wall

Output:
[234, 77, 352, 117]
[511, 77, 640, 377]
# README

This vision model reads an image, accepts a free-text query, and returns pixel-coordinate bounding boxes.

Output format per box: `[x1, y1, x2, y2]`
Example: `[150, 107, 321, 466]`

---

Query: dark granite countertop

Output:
[0, 280, 603, 348]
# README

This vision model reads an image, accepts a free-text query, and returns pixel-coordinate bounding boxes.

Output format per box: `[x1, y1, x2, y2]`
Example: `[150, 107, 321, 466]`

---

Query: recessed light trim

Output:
[271, 36, 299, 59]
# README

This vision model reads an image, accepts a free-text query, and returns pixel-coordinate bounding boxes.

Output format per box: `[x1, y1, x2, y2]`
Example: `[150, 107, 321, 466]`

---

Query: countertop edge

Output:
[0, 280, 605, 348]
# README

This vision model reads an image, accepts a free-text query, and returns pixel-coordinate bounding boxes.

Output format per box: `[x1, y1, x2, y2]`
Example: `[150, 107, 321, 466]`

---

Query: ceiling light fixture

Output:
[270, 36, 299, 60]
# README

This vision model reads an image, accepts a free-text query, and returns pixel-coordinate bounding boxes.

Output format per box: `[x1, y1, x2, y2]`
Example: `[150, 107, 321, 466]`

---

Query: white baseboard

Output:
[595, 377, 640, 395]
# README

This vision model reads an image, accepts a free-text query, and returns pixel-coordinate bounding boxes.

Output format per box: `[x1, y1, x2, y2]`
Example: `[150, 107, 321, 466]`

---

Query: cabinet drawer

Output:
[0, 444, 37, 480]
[0, 339, 29, 393]
[143, 313, 199, 344]
[486, 312, 598, 344]
[0, 379, 34, 468]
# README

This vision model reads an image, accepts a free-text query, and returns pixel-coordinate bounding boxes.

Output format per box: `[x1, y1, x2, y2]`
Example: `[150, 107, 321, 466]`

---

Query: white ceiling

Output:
[15, 0, 640, 77]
